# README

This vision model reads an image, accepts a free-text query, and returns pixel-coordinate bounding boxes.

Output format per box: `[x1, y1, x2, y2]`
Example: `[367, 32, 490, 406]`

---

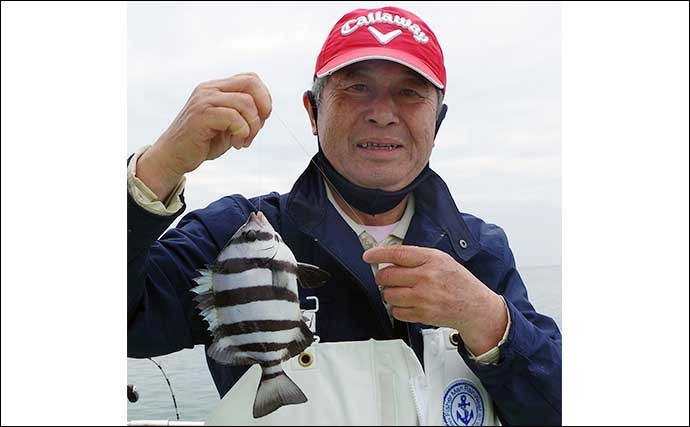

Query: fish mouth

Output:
[249, 211, 269, 227]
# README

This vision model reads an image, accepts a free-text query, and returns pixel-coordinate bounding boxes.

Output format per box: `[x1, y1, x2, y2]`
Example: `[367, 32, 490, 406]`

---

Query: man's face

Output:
[313, 60, 439, 192]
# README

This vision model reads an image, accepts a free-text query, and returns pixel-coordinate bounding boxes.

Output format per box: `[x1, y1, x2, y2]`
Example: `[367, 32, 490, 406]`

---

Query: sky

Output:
[127, 1, 562, 268]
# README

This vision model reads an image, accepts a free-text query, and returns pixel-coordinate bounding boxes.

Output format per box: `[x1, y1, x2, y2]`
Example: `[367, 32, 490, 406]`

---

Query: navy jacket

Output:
[128, 160, 562, 425]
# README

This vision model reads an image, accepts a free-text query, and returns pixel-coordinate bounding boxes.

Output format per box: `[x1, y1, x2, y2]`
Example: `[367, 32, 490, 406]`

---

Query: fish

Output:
[191, 211, 330, 418]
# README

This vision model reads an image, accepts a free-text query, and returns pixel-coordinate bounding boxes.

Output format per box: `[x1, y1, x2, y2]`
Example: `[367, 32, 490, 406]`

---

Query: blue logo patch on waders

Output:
[442, 380, 485, 426]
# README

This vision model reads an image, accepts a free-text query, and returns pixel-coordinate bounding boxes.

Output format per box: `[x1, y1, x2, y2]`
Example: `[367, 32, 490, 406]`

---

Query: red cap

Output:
[315, 6, 446, 92]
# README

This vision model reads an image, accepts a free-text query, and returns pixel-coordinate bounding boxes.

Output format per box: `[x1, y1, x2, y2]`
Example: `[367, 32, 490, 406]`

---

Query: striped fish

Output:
[191, 211, 330, 418]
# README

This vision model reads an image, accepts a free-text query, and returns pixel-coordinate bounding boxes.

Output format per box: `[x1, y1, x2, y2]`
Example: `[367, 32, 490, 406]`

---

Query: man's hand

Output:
[363, 245, 508, 356]
[137, 73, 272, 200]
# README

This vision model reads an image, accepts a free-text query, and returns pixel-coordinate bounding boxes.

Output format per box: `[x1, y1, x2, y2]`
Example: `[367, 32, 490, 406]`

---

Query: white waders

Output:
[205, 328, 499, 426]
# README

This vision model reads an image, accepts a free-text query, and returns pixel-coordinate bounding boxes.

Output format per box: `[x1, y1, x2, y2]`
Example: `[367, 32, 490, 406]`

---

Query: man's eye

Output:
[400, 88, 421, 97]
[348, 84, 368, 92]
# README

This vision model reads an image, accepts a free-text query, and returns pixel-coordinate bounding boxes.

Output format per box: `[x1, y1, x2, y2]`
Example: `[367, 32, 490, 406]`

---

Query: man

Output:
[128, 6, 561, 425]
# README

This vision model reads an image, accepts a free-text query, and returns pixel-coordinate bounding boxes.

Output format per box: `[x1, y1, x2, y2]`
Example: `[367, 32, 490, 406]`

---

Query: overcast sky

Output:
[127, 1, 561, 267]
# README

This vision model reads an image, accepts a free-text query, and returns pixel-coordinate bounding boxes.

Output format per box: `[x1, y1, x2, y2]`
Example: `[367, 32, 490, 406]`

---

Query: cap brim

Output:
[315, 47, 444, 90]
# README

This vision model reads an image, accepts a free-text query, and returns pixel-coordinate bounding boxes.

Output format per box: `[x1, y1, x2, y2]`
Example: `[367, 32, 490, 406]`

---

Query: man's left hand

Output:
[363, 245, 508, 356]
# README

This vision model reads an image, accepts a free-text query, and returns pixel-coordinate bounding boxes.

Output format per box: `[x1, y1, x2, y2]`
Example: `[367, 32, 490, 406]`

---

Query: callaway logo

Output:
[341, 10, 430, 44]
[368, 27, 402, 45]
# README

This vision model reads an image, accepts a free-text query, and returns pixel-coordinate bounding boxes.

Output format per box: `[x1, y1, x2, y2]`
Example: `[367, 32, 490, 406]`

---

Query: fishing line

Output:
[272, 111, 369, 227]
[148, 357, 180, 421]
[253, 120, 263, 215]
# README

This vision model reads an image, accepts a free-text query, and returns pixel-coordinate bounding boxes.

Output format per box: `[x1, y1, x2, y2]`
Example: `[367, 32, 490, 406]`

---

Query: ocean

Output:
[127, 265, 562, 422]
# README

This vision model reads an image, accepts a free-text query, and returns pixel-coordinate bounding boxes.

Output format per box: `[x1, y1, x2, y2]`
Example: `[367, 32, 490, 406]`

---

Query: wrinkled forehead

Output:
[339, 60, 429, 81]
[327, 61, 436, 95]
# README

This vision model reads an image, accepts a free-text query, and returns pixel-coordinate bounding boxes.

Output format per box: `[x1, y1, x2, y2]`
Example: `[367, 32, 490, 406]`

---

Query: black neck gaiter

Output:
[313, 149, 432, 215]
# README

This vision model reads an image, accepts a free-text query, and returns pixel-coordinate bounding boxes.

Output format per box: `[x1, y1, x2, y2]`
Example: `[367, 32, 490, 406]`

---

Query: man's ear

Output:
[434, 104, 447, 138]
[302, 91, 318, 135]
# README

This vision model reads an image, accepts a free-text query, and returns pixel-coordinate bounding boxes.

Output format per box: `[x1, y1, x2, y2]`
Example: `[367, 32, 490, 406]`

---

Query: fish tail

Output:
[253, 368, 307, 418]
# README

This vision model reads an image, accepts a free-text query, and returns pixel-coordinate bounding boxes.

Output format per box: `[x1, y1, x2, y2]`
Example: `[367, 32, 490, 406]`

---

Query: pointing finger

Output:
[363, 245, 432, 268]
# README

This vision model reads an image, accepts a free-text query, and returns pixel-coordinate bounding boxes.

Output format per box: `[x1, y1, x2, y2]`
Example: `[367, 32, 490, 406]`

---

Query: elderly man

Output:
[128, 6, 561, 425]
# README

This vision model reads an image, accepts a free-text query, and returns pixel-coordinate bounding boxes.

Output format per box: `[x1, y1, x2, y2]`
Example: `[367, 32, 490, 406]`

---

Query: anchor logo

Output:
[442, 380, 485, 426]
[456, 394, 474, 425]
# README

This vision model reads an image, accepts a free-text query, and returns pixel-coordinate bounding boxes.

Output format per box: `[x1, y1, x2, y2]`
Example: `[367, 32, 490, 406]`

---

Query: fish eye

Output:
[245, 230, 257, 242]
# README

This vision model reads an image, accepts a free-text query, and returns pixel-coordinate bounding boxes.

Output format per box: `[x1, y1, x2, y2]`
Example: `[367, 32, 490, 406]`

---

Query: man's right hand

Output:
[136, 73, 272, 201]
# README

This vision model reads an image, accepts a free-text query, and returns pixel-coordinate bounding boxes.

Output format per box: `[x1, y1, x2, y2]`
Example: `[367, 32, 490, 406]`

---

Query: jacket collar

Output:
[286, 158, 480, 261]
[408, 168, 481, 261]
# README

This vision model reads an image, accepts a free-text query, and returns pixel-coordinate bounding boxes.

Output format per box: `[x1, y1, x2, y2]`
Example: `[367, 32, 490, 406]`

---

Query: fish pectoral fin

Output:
[296, 263, 330, 289]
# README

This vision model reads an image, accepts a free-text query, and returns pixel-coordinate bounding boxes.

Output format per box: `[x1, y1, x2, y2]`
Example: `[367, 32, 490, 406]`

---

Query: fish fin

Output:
[191, 269, 213, 293]
[285, 322, 314, 358]
[192, 269, 228, 340]
[207, 342, 258, 366]
[192, 268, 259, 366]
[296, 263, 330, 289]
[190, 269, 221, 331]
[253, 370, 307, 418]
[193, 292, 216, 312]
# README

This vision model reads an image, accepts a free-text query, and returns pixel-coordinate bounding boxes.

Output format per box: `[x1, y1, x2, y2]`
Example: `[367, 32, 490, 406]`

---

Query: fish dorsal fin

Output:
[296, 263, 330, 289]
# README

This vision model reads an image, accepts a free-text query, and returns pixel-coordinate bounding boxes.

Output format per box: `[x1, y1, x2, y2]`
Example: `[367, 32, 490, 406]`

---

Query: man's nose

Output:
[365, 93, 399, 127]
